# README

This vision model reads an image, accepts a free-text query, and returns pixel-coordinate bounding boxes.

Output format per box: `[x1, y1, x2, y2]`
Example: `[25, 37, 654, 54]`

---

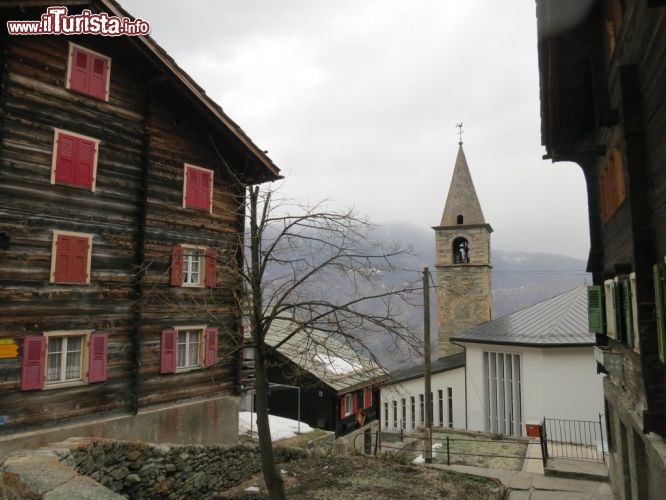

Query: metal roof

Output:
[388, 352, 465, 384]
[264, 319, 388, 395]
[452, 287, 594, 347]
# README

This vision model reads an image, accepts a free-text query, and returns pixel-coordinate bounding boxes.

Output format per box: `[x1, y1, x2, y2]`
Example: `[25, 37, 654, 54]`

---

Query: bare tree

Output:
[241, 184, 421, 500]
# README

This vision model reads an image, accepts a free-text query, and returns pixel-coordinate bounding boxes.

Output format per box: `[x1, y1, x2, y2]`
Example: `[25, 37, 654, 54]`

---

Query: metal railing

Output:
[540, 414, 607, 463]
[354, 430, 534, 467]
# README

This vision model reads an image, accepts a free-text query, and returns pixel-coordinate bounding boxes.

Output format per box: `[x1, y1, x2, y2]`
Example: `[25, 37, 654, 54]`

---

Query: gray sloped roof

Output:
[264, 319, 388, 395]
[388, 352, 465, 384]
[452, 287, 594, 347]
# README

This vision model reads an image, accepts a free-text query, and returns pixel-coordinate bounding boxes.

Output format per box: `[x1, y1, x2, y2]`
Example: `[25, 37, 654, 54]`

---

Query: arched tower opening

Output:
[452, 237, 470, 264]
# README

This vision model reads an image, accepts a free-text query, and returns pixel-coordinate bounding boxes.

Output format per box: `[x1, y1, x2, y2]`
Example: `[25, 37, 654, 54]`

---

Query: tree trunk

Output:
[254, 342, 286, 500]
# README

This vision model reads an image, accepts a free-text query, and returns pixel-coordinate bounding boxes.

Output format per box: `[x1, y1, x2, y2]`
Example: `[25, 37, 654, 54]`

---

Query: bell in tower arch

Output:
[452, 237, 470, 264]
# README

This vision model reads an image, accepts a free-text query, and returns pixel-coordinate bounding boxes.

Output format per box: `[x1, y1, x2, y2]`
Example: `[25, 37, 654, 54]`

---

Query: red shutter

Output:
[185, 167, 197, 208]
[340, 396, 347, 419]
[70, 235, 89, 283]
[69, 47, 89, 94]
[55, 133, 76, 185]
[352, 393, 359, 414]
[170, 245, 184, 286]
[54, 234, 89, 284]
[199, 169, 212, 211]
[160, 328, 177, 373]
[204, 327, 218, 367]
[88, 332, 108, 383]
[75, 137, 96, 188]
[21, 336, 45, 391]
[205, 248, 217, 288]
[364, 388, 372, 408]
[89, 55, 108, 100]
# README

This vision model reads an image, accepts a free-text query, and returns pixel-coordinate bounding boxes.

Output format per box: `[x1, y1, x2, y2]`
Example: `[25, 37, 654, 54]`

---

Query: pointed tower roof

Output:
[439, 142, 486, 226]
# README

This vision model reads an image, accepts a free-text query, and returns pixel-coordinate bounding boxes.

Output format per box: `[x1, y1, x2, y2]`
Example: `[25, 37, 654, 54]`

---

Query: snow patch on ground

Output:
[239, 412, 314, 441]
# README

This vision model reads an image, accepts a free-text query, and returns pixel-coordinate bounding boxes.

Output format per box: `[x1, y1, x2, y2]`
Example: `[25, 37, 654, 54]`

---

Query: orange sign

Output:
[0, 340, 19, 359]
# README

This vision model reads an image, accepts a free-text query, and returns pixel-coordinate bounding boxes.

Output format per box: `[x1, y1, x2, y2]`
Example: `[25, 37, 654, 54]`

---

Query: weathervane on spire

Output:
[456, 122, 464, 145]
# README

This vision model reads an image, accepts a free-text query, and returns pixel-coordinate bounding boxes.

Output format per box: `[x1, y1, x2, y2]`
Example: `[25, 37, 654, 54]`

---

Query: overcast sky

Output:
[119, 0, 591, 260]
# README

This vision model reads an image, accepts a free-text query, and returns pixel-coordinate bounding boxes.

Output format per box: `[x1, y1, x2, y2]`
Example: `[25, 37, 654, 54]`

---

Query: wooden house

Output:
[0, 0, 279, 455]
[261, 319, 387, 437]
[536, 1, 666, 498]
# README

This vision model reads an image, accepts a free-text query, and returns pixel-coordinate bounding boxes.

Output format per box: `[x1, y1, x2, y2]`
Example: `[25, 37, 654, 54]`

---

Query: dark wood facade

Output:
[536, 1, 666, 498]
[266, 351, 380, 437]
[0, 1, 279, 435]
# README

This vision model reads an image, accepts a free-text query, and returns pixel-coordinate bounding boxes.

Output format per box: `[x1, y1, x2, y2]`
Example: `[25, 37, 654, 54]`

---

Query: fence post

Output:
[446, 436, 450, 466]
[539, 418, 548, 467]
[400, 426, 403, 442]
[374, 430, 379, 456]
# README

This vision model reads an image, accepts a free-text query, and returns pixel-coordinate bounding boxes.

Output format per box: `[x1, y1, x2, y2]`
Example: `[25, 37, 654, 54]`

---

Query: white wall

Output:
[379, 367, 465, 431]
[464, 342, 604, 436]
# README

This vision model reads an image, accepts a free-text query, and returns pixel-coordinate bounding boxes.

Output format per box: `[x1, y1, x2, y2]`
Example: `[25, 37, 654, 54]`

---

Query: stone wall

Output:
[0, 437, 308, 499]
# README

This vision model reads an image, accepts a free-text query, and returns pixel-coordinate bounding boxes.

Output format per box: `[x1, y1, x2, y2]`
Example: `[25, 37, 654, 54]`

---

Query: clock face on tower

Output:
[447, 275, 473, 295]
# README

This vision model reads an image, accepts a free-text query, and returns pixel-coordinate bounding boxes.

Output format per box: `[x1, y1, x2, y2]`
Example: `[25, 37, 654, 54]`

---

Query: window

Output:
[604, 279, 619, 339]
[456, 214, 464, 224]
[183, 164, 213, 212]
[384, 402, 389, 429]
[419, 394, 425, 425]
[483, 351, 522, 436]
[51, 130, 99, 191]
[160, 326, 218, 374]
[447, 387, 454, 428]
[392, 400, 398, 429]
[66, 43, 110, 101]
[401, 398, 406, 429]
[438, 390, 444, 427]
[452, 237, 470, 264]
[410, 396, 416, 429]
[51, 230, 92, 284]
[340, 393, 355, 418]
[20, 331, 107, 391]
[170, 245, 217, 288]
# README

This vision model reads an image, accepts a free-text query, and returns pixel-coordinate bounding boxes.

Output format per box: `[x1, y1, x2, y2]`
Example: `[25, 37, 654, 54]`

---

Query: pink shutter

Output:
[204, 327, 218, 367]
[170, 245, 184, 286]
[75, 137, 96, 189]
[88, 55, 108, 100]
[55, 133, 76, 184]
[160, 328, 177, 373]
[340, 396, 346, 419]
[21, 336, 45, 391]
[205, 248, 217, 288]
[88, 332, 108, 383]
[69, 47, 89, 94]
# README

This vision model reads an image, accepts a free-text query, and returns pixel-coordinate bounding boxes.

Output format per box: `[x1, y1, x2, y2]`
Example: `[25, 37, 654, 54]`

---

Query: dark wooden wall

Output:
[0, 13, 249, 432]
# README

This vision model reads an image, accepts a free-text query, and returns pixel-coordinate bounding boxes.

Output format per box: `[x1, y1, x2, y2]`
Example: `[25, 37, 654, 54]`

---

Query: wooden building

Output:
[0, 0, 279, 454]
[261, 319, 386, 437]
[536, 1, 666, 498]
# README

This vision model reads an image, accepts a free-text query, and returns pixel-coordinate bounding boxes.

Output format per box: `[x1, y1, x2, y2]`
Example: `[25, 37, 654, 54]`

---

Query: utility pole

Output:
[423, 267, 433, 463]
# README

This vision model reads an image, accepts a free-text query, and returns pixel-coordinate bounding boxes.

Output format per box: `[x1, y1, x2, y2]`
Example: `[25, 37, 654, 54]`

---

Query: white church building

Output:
[379, 140, 604, 437]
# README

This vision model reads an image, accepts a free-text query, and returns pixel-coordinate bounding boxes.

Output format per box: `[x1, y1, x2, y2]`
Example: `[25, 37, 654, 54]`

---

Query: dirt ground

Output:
[215, 454, 503, 499]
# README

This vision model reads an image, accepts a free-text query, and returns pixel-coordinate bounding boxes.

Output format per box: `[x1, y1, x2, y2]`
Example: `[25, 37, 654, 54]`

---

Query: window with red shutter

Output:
[183, 164, 213, 212]
[21, 336, 46, 391]
[53, 131, 98, 190]
[340, 396, 347, 420]
[67, 44, 110, 101]
[364, 387, 373, 408]
[204, 327, 218, 367]
[52, 232, 91, 284]
[160, 329, 177, 374]
[88, 332, 108, 383]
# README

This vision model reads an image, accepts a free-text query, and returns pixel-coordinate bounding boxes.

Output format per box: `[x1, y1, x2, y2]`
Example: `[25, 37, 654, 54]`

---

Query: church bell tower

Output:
[434, 133, 492, 357]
